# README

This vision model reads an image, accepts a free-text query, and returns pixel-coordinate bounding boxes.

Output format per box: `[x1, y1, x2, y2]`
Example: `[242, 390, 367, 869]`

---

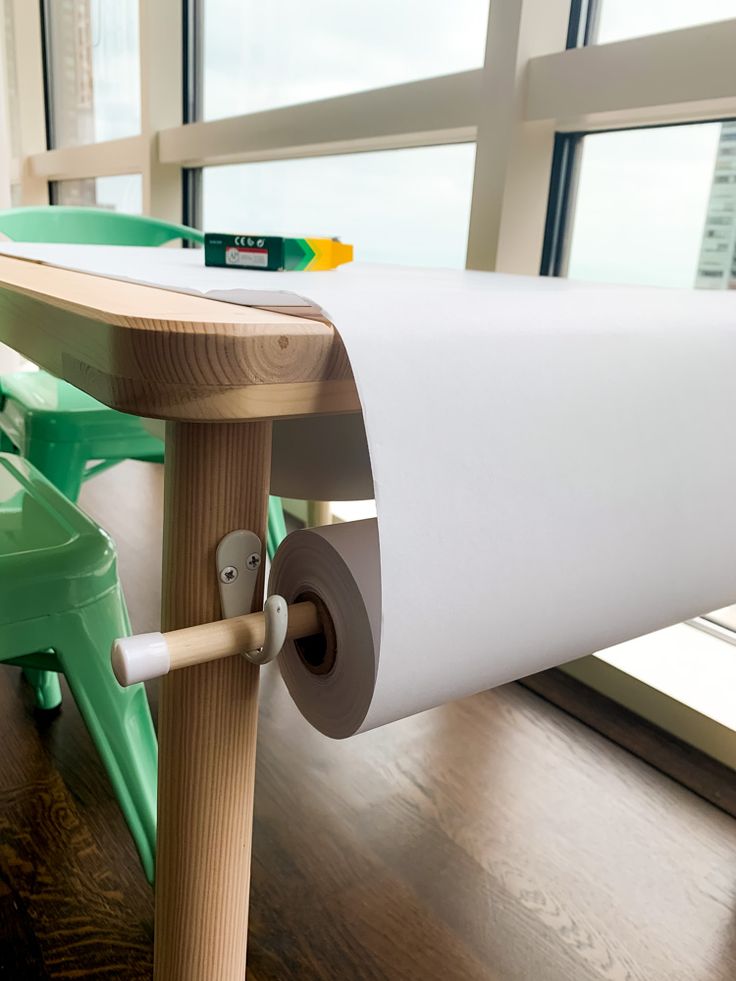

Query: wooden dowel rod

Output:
[112, 600, 322, 686]
[167, 600, 320, 669]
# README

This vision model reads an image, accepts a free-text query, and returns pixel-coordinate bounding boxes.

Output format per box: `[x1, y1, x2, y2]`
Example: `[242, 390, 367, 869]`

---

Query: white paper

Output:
[308, 275, 736, 735]
[267, 263, 736, 735]
[5, 244, 736, 736]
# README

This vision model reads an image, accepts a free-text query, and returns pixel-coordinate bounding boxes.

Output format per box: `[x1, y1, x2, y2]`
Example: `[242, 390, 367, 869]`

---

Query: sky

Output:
[594, 0, 736, 43]
[202, 0, 489, 121]
[566, 124, 724, 289]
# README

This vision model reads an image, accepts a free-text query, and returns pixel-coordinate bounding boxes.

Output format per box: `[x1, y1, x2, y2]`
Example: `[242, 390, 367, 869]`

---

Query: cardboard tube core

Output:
[294, 591, 337, 676]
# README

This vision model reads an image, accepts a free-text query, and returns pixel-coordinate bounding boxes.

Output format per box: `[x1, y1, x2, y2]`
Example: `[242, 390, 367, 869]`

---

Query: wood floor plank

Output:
[0, 460, 733, 979]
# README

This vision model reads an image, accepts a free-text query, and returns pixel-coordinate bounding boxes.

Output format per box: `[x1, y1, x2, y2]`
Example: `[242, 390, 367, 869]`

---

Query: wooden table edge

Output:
[0, 253, 360, 420]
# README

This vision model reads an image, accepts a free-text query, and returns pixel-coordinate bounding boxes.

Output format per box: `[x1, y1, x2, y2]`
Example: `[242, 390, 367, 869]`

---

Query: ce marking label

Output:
[234, 236, 266, 248]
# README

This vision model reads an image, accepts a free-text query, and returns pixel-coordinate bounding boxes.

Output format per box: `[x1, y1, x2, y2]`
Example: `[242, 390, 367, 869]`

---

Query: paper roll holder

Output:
[111, 529, 334, 687]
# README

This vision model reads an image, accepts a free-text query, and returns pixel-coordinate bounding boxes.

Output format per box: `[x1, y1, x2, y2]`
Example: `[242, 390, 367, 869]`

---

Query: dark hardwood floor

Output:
[1, 460, 736, 980]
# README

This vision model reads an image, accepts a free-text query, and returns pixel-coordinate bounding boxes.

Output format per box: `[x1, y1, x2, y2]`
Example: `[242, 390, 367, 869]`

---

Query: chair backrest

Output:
[0, 206, 204, 247]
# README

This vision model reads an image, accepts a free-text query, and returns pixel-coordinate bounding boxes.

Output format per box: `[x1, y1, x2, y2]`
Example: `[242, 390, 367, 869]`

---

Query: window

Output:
[1, 0, 20, 159]
[43, 0, 141, 148]
[202, 144, 477, 268]
[591, 0, 736, 44]
[53, 174, 142, 213]
[201, 0, 489, 120]
[554, 114, 736, 758]
[565, 122, 736, 290]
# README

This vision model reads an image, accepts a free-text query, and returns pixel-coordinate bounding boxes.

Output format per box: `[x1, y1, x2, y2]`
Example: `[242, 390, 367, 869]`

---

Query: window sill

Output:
[562, 620, 736, 769]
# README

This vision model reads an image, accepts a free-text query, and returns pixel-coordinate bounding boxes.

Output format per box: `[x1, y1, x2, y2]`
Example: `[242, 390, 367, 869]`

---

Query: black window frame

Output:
[182, 0, 202, 232]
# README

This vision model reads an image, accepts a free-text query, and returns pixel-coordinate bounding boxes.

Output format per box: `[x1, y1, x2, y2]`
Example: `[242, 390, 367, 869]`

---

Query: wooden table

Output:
[0, 253, 360, 980]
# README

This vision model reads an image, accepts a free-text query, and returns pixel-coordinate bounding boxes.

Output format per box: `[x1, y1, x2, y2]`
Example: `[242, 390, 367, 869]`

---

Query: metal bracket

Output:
[244, 594, 289, 666]
[216, 530, 289, 665]
[216, 530, 262, 619]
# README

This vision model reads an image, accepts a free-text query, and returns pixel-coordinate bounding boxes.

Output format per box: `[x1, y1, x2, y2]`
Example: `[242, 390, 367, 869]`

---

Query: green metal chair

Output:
[0, 205, 203, 246]
[0, 207, 288, 708]
[0, 452, 156, 881]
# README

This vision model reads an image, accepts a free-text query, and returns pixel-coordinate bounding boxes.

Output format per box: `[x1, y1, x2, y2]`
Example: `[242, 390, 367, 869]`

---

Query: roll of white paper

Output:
[267, 271, 736, 738]
[270, 519, 381, 738]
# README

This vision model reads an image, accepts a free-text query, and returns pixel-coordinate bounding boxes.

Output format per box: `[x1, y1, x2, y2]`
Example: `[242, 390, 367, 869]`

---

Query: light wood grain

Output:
[0, 254, 358, 420]
[160, 600, 320, 674]
[62, 362, 361, 422]
[154, 422, 271, 981]
[307, 500, 333, 527]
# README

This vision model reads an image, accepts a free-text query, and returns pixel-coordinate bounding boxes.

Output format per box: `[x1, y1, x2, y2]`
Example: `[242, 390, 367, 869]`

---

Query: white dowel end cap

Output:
[112, 632, 171, 686]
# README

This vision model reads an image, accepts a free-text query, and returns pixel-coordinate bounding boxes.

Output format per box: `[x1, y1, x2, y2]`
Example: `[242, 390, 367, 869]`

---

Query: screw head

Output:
[219, 565, 238, 584]
[246, 552, 261, 571]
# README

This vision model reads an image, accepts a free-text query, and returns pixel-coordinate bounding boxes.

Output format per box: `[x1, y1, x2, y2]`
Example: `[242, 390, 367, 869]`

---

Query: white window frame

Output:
[2, 0, 736, 760]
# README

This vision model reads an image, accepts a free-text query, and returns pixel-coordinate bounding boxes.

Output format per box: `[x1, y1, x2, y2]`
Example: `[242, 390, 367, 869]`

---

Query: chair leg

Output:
[25, 438, 87, 502]
[267, 495, 288, 558]
[21, 666, 62, 710]
[20, 440, 88, 711]
[53, 586, 157, 882]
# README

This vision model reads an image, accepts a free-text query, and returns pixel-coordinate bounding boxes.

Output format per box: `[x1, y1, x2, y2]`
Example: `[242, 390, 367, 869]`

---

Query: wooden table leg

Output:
[154, 421, 271, 981]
